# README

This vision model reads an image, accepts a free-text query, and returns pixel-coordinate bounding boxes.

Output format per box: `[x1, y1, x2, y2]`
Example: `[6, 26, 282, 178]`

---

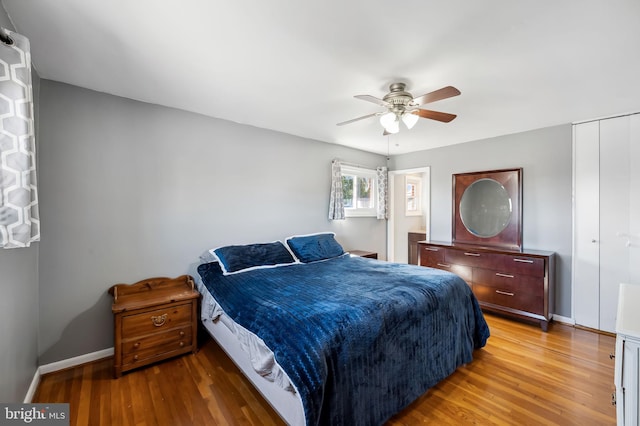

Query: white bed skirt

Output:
[200, 309, 306, 426]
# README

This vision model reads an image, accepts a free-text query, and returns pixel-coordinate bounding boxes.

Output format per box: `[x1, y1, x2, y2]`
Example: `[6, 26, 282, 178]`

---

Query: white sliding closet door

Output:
[573, 121, 600, 330]
[630, 116, 640, 284]
[573, 113, 640, 333]
[599, 117, 631, 332]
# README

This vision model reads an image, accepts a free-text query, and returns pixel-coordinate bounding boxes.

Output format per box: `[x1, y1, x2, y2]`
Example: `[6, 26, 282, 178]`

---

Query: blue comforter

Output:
[198, 255, 489, 426]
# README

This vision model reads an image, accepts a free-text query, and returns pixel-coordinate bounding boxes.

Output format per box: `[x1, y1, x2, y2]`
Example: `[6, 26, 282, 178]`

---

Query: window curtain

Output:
[376, 166, 388, 220]
[0, 29, 39, 248]
[328, 160, 345, 220]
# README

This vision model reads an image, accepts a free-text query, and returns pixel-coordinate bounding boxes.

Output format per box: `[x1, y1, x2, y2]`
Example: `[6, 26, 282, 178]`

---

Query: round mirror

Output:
[459, 178, 512, 238]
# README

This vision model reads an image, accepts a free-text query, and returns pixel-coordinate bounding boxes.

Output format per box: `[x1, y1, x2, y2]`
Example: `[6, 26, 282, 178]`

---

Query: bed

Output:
[195, 233, 490, 425]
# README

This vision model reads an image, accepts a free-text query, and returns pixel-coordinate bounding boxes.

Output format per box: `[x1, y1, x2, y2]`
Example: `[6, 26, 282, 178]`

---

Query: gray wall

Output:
[37, 80, 387, 364]
[389, 125, 573, 317]
[0, 7, 40, 402]
[0, 246, 39, 402]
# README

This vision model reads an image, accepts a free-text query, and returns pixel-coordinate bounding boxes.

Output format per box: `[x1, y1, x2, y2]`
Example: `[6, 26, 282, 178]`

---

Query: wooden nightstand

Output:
[109, 275, 200, 378]
[349, 250, 378, 259]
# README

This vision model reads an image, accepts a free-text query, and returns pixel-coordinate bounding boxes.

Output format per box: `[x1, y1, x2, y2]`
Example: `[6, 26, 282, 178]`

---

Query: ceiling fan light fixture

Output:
[401, 112, 419, 129]
[380, 112, 400, 134]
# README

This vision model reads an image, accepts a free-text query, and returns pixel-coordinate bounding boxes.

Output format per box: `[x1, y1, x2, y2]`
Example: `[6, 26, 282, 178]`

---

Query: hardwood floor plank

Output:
[33, 314, 617, 425]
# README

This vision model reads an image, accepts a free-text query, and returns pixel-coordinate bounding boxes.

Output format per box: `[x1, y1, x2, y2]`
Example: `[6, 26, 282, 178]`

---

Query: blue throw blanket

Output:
[198, 255, 490, 426]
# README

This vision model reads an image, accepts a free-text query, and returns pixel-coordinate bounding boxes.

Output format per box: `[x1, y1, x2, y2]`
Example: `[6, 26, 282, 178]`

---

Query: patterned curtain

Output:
[328, 160, 345, 220]
[376, 166, 388, 220]
[0, 29, 39, 248]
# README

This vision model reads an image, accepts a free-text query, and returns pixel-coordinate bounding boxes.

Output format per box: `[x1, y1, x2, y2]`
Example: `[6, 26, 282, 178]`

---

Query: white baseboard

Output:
[25, 347, 114, 402]
[39, 347, 114, 375]
[23, 368, 41, 403]
[552, 314, 575, 325]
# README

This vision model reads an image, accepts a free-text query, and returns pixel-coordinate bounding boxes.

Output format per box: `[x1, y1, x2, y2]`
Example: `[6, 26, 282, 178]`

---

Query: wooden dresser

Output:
[109, 275, 200, 378]
[418, 241, 555, 331]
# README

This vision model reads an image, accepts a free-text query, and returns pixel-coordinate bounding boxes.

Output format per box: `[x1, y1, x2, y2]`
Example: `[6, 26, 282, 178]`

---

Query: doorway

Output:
[387, 167, 430, 263]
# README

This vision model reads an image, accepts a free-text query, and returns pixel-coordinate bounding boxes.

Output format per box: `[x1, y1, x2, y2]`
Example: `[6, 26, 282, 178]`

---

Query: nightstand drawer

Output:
[122, 326, 193, 365]
[122, 303, 192, 337]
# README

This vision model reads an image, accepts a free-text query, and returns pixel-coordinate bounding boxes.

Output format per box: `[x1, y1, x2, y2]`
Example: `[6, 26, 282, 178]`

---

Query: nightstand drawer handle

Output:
[133, 342, 140, 349]
[496, 290, 515, 297]
[464, 252, 480, 257]
[179, 342, 185, 348]
[151, 313, 168, 327]
[179, 331, 185, 337]
[514, 258, 534, 263]
[423, 247, 439, 251]
[436, 263, 451, 268]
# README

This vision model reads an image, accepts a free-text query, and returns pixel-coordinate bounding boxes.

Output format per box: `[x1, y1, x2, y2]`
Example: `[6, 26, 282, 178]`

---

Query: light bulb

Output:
[380, 112, 400, 134]
[402, 112, 419, 129]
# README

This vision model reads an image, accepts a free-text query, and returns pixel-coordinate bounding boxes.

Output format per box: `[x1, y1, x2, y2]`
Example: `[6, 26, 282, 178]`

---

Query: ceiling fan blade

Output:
[354, 94, 390, 107]
[411, 86, 461, 106]
[411, 109, 457, 123]
[336, 112, 379, 126]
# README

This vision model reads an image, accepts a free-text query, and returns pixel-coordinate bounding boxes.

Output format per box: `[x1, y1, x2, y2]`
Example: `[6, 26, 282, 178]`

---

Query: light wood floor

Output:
[33, 313, 617, 425]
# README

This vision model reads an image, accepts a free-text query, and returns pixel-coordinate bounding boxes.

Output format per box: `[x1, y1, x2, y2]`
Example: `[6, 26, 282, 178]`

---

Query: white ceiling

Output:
[3, 0, 640, 155]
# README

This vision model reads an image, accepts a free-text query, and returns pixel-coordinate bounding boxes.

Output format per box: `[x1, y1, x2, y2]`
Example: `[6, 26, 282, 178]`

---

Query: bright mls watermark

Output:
[0, 404, 69, 425]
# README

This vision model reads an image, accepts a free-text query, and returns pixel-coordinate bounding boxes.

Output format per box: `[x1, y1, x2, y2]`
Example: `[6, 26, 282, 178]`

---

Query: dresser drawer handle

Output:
[179, 331, 185, 337]
[464, 252, 480, 257]
[496, 290, 515, 296]
[151, 313, 168, 327]
[495, 273, 514, 278]
[179, 342, 185, 348]
[133, 342, 140, 349]
[423, 247, 439, 251]
[436, 263, 451, 268]
[514, 258, 534, 264]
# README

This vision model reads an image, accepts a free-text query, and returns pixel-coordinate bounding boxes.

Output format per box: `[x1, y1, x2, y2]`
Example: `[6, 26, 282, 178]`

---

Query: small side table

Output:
[109, 275, 200, 378]
[349, 250, 378, 259]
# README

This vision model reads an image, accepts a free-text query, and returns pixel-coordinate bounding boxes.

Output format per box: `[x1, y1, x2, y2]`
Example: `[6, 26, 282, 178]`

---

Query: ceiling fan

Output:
[337, 82, 461, 135]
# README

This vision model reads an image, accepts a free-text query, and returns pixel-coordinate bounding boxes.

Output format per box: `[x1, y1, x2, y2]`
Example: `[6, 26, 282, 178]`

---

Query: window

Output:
[405, 175, 422, 216]
[341, 165, 377, 217]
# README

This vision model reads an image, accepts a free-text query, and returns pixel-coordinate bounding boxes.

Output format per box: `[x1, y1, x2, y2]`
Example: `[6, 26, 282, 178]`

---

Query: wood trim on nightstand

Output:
[349, 250, 378, 259]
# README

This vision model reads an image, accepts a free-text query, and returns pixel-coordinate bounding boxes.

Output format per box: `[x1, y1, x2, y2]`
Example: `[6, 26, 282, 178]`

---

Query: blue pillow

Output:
[285, 233, 345, 263]
[210, 241, 296, 275]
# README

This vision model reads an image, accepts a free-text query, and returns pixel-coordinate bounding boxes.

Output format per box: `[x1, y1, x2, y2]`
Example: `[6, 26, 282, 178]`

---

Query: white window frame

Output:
[341, 165, 377, 218]
[405, 175, 422, 216]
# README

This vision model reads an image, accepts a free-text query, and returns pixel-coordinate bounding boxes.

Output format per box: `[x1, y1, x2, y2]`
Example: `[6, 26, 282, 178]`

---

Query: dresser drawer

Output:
[474, 283, 544, 315]
[493, 255, 545, 277]
[122, 326, 193, 365]
[122, 303, 193, 337]
[473, 269, 543, 296]
[419, 245, 445, 266]
[430, 261, 473, 284]
[445, 249, 498, 268]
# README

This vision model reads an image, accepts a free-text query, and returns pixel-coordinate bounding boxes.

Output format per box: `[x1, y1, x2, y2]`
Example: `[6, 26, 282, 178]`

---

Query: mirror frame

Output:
[452, 168, 522, 250]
